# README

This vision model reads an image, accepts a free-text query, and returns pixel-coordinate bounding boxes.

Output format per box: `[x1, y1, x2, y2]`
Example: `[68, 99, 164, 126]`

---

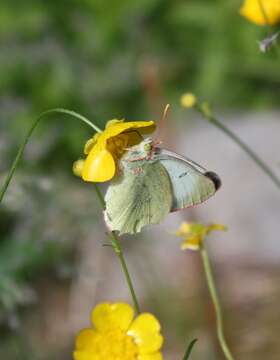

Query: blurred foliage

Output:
[1, 0, 280, 129]
[1, 0, 279, 167]
[1, 0, 279, 192]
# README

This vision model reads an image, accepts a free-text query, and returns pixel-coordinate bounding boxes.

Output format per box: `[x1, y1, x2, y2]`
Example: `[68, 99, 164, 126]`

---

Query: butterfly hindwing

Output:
[105, 159, 172, 235]
[156, 149, 219, 211]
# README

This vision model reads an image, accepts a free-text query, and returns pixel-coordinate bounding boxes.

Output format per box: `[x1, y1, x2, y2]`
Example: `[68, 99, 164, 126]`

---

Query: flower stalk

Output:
[0, 108, 101, 203]
[0, 110, 141, 314]
[196, 102, 280, 191]
[200, 244, 234, 360]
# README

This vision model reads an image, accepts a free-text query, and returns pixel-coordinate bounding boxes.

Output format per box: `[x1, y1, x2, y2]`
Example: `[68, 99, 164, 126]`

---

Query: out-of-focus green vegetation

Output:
[1, 0, 280, 359]
[1, 0, 279, 165]
[1, 0, 280, 124]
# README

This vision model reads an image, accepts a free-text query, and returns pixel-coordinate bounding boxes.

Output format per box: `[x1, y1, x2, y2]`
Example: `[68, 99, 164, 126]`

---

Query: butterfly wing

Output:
[156, 149, 221, 211]
[104, 160, 172, 235]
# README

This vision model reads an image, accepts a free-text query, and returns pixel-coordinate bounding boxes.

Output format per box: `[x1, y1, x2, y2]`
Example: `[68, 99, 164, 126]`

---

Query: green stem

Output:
[0, 108, 140, 314]
[197, 107, 280, 191]
[0, 108, 101, 203]
[93, 184, 141, 314]
[182, 338, 198, 360]
[200, 245, 234, 360]
[111, 231, 141, 314]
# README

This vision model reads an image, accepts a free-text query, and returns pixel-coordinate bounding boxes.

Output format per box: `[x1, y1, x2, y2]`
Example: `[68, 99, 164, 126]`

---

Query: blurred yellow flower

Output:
[73, 302, 163, 360]
[240, 0, 280, 25]
[180, 93, 197, 108]
[73, 119, 155, 182]
[176, 222, 227, 251]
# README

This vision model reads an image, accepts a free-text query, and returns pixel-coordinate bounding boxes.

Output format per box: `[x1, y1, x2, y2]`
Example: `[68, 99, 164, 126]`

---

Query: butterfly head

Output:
[141, 137, 153, 153]
[140, 137, 162, 158]
[123, 137, 161, 164]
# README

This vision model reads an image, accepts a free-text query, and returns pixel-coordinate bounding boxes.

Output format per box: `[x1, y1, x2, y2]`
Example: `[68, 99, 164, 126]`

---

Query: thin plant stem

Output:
[182, 338, 198, 360]
[93, 184, 141, 314]
[110, 231, 141, 314]
[0, 108, 101, 203]
[200, 244, 234, 360]
[0, 110, 140, 314]
[196, 107, 280, 191]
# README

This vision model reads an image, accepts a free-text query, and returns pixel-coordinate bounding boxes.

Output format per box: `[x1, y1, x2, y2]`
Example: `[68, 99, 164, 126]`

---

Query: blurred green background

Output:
[1, 0, 280, 359]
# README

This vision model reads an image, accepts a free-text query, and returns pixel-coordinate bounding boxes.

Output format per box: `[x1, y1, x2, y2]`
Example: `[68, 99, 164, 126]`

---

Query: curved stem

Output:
[0, 108, 140, 314]
[93, 184, 141, 314]
[182, 338, 198, 360]
[197, 108, 280, 191]
[0, 108, 101, 203]
[200, 245, 234, 360]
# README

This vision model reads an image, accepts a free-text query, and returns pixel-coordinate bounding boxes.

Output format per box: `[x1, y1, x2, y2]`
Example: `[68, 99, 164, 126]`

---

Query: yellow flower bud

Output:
[73, 159, 85, 177]
[180, 93, 197, 108]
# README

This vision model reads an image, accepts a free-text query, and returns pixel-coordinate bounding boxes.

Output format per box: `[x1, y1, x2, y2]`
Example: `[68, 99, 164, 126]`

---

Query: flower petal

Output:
[84, 134, 100, 155]
[73, 351, 98, 360]
[91, 302, 134, 332]
[240, 0, 280, 25]
[128, 313, 163, 354]
[206, 224, 227, 234]
[75, 328, 98, 351]
[127, 131, 143, 146]
[175, 222, 192, 237]
[103, 121, 156, 140]
[82, 148, 115, 182]
[105, 119, 125, 128]
[181, 234, 202, 251]
[138, 353, 163, 360]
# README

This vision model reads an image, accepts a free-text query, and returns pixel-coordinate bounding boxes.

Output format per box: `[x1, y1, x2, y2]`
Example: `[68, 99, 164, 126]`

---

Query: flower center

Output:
[107, 134, 129, 158]
[93, 329, 138, 360]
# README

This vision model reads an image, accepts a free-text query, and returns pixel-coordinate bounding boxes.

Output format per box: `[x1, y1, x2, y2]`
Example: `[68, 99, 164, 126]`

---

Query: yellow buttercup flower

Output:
[74, 119, 155, 182]
[73, 302, 164, 360]
[240, 0, 280, 26]
[176, 222, 227, 251]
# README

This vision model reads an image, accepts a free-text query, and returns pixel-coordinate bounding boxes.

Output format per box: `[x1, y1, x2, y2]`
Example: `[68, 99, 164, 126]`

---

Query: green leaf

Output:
[182, 339, 198, 360]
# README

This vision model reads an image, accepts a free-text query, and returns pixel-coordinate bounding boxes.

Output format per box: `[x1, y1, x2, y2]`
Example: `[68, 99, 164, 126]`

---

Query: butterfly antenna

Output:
[154, 103, 170, 144]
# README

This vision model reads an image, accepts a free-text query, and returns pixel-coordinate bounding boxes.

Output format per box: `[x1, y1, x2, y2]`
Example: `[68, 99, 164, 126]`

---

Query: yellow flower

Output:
[176, 222, 227, 251]
[74, 119, 155, 183]
[240, 0, 280, 26]
[180, 93, 197, 108]
[73, 302, 164, 360]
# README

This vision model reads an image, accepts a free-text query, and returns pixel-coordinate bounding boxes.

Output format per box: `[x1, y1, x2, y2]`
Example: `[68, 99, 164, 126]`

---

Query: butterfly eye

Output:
[143, 143, 152, 152]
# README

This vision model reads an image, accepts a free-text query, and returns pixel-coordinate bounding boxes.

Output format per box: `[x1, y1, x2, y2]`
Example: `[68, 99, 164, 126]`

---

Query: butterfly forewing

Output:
[156, 149, 220, 211]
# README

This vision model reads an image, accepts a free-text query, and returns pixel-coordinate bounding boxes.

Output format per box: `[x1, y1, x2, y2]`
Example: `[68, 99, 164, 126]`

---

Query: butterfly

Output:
[104, 138, 221, 235]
